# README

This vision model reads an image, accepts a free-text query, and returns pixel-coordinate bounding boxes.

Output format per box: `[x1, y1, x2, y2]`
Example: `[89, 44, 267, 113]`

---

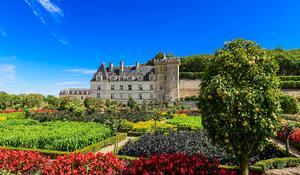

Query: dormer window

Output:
[128, 76, 133, 81]
[138, 76, 143, 81]
[150, 75, 155, 81]
[96, 75, 102, 81]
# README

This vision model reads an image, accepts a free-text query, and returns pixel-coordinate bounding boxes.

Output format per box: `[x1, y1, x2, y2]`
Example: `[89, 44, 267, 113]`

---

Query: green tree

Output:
[280, 94, 299, 114]
[144, 51, 164, 66]
[84, 97, 103, 110]
[198, 39, 281, 175]
[127, 97, 137, 110]
[45, 95, 61, 109]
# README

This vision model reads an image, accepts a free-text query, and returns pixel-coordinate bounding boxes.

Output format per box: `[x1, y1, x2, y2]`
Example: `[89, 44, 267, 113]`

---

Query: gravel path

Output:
[270, 138, 300, 158]
[264, 166, 300, 175]
[98, 136, 136, 154]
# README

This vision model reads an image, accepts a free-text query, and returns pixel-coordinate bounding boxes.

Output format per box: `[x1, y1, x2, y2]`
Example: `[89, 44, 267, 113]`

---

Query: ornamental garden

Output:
[0, 39, 300, 175]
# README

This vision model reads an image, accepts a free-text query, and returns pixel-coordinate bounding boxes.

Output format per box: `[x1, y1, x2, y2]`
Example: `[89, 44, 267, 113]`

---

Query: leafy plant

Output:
[167, 114, 202, 130]
[0, 119, 112, 151]
[198, 39, 281, 175]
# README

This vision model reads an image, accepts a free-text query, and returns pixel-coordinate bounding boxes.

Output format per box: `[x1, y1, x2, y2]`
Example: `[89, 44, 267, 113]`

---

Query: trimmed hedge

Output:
[280, 81, 300, 89]
[280, 94, 299, 114]
[254, 157, 300, 171]
[180, 72, 205, 79]
[279, 76, 300, 81]
[0, 133, 127, 159]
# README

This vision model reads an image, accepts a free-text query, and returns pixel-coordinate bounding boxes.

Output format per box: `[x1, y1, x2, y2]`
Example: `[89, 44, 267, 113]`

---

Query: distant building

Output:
[59, 88, 90, 100]
[59, 55, 180, 104]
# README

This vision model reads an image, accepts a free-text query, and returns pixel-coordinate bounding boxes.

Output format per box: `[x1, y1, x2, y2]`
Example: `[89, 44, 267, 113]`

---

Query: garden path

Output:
[264, 166, 300, 175]
[98, 136, 136, 154]
[270, 138, 300, 158]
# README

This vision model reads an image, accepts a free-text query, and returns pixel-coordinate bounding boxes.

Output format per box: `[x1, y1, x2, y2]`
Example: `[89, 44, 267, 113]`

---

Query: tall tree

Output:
[198, 39, 280, 175]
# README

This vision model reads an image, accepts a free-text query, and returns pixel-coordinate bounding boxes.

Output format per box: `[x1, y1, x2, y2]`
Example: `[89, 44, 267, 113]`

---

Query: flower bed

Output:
[119, 131, 286, 166]
[0, 149, 126, 175]
[167, 114, 202, 130]
[0, 119, 112, 151]
[127, 153, 220, 175]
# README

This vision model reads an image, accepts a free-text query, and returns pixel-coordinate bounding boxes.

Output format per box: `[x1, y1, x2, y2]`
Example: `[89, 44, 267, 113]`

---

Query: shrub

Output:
[127, 153, 220, 175]
[41, 152, 126, 175]
[280, 94, 299, 114]
[254, 157, 300, 171]
[279, 76, 300, 81]
[0, 149, 48, 174]
[280, 81, 300, 89]
[0, 119, 112, 151]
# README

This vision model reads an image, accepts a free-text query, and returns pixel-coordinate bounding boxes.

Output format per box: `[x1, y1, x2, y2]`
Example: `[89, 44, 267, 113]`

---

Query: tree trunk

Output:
[239, 155, 249, 175]
[286, 137, 290, 155]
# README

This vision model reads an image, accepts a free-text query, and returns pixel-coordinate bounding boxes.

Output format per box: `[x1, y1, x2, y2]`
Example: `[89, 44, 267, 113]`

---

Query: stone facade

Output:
[60, 55, 180, 104]
[59, 88, 90, 100]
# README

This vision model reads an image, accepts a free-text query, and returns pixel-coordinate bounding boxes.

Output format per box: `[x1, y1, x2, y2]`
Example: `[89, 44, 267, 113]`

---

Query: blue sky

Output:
[1, 0, 300, 95]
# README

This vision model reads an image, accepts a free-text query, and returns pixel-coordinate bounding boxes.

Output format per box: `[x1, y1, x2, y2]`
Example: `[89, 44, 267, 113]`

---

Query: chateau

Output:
[59, 55, 180, 104]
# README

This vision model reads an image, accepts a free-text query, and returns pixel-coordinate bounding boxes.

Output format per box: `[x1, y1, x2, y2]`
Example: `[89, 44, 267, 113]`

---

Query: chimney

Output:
[120, 61, 124, 72]
[136, 62, 140, 70]
[109, 62, 114, 72]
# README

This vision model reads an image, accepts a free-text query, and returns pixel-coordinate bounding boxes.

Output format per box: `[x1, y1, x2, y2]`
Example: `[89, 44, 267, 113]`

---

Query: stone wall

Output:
[179, 80, 300, 98]
[179, 79, 200, 98]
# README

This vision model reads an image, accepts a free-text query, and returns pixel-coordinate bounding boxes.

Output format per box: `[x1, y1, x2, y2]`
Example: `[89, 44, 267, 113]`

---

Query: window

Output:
[120, 93, 123, 98]
[120, 76, 124, 81]
[138, 84, 142, 90]
[97, 93, 101, 98]
[150, 84, 154, 90]
[138, 76, 143, 81]
[128, 93, 132, 98]
[111, 93, 114, 99]
[97, 85, 101, 90]
[138, 93, 143, 100]
[150, 94, 153, 99]
[150, 75, 155, 81]
[69, 91, 73, 95]
[97, 76, 102, 81]
[160, 85, 163, 90]
[128, 76, 133, 81]
[75, 91, 77, 95]
[79, 91, 82, 95]
[159, 76, 163, 80]
[128, 85, 132, 91]
[111, 85, 115, 90]
[120, 85, 123, 90]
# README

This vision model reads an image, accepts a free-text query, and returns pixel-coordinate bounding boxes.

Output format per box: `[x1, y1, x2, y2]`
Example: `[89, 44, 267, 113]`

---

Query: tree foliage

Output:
[198, 39, 281, 175]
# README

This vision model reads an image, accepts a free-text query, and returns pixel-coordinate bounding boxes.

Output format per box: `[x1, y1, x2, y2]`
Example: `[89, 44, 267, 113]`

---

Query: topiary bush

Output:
[280, 94, 299, 114]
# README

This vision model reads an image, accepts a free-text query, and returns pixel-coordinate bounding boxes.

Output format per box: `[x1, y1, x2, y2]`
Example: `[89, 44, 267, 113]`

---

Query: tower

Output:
[154, 54, 180, 104]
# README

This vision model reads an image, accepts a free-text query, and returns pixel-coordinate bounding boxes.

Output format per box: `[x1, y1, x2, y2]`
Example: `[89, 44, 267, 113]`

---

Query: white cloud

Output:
[23, 0, 69, 46]
[65, 68, 97, 75]
[0, 64, 16, 86]
[38, 0, 64, 16]
[56, 81, 83, 85]
[0, 28, 7, 37]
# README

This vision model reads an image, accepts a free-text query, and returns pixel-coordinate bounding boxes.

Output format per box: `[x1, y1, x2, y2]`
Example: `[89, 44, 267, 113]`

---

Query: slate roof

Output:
[91, 65, 155, 81]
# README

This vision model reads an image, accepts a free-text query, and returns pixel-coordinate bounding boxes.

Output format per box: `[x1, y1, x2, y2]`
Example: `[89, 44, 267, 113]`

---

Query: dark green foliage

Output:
[279, 76, 300, 81]
[118, 131, 285, 166]
[280, 81, 300, 89]
[127, 97, 137, 110]
[280, 94, 299, 114]
[267, 49, 300, 75]
[144, 52, 164, 66]
[179, 72, 205, 79]
[180, 54, 211, 72]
